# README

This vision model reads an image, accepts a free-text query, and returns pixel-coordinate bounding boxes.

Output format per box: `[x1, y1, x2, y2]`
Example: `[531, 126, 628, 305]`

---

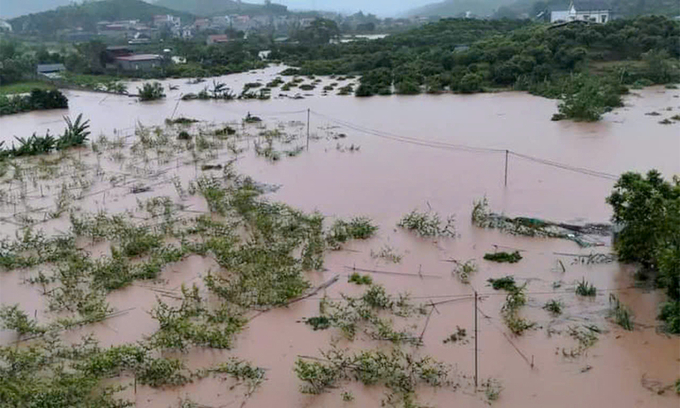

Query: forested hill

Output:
[154, 0, 288, 16]
[407, 0, 680, 18]
[9, 0, 195, 35]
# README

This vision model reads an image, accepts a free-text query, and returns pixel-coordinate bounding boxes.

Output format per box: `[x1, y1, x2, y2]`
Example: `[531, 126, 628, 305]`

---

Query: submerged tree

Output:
[607, 170, 680, 332]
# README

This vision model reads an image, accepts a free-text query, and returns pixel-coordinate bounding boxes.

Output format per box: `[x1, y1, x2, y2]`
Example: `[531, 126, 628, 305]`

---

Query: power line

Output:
[310, 110, 620, 181]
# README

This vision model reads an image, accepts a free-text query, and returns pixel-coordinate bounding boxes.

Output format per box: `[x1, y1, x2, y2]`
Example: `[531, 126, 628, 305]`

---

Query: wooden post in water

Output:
[504, 150, 509, 187]
[474, 290, 478, 388]
[306, 109, 311, 150]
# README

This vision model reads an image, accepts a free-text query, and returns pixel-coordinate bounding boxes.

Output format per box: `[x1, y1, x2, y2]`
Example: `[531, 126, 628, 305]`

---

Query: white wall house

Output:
[551, 0, 611, 23]
[0, 19, 12, 32]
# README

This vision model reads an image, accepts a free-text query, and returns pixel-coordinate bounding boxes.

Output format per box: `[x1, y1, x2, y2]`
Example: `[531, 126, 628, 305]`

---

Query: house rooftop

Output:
[114, 54, 162, 61]
[37, 64, 66, 73]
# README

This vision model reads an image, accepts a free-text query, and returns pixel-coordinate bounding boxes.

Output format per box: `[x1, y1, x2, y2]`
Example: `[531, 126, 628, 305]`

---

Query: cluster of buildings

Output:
[93, 14, 182, 43]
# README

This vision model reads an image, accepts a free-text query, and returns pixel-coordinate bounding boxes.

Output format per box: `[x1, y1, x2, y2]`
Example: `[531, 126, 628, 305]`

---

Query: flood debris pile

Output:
[472, 198, 610, 247]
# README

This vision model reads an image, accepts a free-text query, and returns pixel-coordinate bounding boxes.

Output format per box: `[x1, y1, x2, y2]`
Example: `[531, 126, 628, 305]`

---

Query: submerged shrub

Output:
[484, 251, 522, 263]
[543, 299, 563, 316]
[488, 276, 517, 291]
[398, 210, 456, 237]
[348, 273, 373, 285]
[137, 82, 166, 101]
[575, 278, 597, 297]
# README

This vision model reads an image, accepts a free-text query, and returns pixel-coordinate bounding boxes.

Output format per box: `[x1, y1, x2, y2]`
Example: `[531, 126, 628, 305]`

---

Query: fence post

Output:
[504, 150, 509, 187]
[474, 290, 479, 388]
[306, 109, 310, 150]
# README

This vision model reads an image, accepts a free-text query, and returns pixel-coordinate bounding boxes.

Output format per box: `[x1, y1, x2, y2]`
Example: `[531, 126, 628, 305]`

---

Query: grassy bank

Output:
[0, 81, 55, 96]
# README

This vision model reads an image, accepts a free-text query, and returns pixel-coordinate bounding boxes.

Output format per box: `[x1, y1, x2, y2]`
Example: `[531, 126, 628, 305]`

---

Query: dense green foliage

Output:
[8, 0, 195, 36]
[0, 89, 68, 116]
[272, 16, 679, 119]
[606, 171, 680, 332]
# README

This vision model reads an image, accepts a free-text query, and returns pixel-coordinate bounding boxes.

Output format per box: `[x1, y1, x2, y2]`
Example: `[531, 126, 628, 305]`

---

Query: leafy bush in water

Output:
[484, 251, 522, 263]
[606, 171, 680, 332]
[543, 299, 563, 315]
[348, 272, 373, 285]
[294, 347, 448, 406]
[552, 75, 624, 122]
[398, 210, 456, 237]
[0, 304, 47, 336]
[137, 82, 166, 101]
[0, 114, 90, 157]
[488, 276, 517, 291]
[575, 278, 597, 297]
[0, 89, 68, 116]
[327, 217, 378, 248]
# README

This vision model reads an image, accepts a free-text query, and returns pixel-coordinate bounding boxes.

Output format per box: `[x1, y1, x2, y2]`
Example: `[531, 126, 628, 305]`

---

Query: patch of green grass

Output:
[0, 81, 55, 95]
[484, 251, 522, 263]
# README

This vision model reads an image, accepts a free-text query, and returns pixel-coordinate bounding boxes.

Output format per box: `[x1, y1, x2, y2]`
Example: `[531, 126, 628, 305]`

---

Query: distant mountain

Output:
[9, 0, 194, 34]
[405, 0, 516, 17]
[153, 0, 288, 16]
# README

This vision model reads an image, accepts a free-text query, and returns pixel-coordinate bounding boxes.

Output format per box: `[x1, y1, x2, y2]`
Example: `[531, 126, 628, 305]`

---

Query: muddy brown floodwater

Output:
[0, 65, 679, 408]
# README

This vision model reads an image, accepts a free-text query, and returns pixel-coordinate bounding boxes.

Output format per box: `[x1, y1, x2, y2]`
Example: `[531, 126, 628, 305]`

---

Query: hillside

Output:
[9, 0, 194, 35]
[154, 0, 288, 16]
[406, 0, 516, 17]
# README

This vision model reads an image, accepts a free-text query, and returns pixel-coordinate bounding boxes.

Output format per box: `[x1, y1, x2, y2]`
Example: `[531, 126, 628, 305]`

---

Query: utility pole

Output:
[504, 150, 509, 187]
[306, 108, 310, 150]
[474, 290, 478, 388]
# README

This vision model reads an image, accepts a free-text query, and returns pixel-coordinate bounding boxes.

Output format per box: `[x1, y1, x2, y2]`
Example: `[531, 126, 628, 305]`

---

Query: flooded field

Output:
[0, 66, 678, 408]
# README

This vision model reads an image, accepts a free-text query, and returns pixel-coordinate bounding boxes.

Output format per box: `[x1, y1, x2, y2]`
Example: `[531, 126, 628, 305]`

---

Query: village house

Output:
[206, 34, 230, 45]
[36, 64, 66, 77]
[113, 54, 163, 71]
[551, 0, 611, 23]
[153, 14, 181, 28]
[0, 19, 12, 32]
